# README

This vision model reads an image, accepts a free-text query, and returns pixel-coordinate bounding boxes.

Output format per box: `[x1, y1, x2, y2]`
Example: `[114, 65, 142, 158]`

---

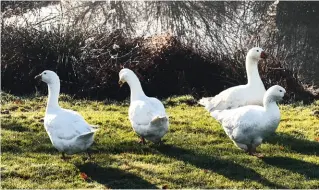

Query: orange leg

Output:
[138, 137, 146, 145]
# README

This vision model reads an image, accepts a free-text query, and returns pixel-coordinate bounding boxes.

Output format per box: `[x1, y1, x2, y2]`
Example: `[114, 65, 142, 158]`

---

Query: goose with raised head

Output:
[119, 68, 169, 144]
[199, 47, 267, 111]
[211, 85, 286, 157]
[35, 70, 96, 160]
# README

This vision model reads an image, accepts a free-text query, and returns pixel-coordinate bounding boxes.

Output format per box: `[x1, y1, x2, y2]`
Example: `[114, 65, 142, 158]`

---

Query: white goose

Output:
[199, 47, 267, 111]
[211, 85, 286, 157]
[119, 68, 169, 144]
[35, 70, 96, 159]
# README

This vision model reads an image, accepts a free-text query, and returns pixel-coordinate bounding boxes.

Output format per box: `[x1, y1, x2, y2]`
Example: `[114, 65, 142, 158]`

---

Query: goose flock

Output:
[35, 47, 285, 159]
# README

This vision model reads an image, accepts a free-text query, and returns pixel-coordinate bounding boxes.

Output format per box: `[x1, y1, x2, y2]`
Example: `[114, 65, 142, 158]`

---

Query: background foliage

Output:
[1, 1, 318, 102]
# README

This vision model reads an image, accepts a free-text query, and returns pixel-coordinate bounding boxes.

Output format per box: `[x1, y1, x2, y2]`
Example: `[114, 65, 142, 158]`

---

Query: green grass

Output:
[1, 93, 319, 189]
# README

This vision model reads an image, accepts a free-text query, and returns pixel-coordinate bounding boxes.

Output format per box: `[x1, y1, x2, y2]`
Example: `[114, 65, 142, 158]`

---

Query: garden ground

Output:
[1, 94, 319, 188]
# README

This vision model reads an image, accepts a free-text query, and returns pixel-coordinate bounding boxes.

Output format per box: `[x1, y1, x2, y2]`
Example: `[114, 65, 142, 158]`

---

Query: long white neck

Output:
[263, 95, 281, 133]
[263, 96, 279, 112]
[127, 75, 146, 101]
[246, 57, 263, 86]
[46, 81, 60, 111]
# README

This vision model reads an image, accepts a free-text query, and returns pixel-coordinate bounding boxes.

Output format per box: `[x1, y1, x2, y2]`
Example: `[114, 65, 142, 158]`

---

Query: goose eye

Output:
[256, 50, 259, 52]
[279, 90, 282, 92]
[44, 72, 47, 75]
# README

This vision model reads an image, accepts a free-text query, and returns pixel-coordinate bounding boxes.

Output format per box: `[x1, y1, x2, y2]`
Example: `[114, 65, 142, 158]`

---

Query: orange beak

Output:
[34, 74, 41, 80]
[260, 51, 267, 59]
[118, 80, 124, 87]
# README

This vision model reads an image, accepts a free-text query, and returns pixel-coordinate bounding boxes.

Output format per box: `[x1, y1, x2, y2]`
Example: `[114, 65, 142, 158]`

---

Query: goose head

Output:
[247, 47, 267, 62]
[35, 70, 59, 84]
[118, 68, 137, 87]
[265, 85, 286, 102]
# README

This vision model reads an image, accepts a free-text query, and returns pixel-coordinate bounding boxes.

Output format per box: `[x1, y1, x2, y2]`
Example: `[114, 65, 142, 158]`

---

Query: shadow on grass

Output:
[4, 136, 153, 155]
[1, 144, 22, 153]
[1, 130, 55, 154]
[265, 132, 319, 156]
[2, 141, 57, 154]
[76, 162, 158, 189]
[1, 119, 29, 132]
[156, 144, 285, 188]
[91, 140, 157, 155]
[262, 156, 319, 179]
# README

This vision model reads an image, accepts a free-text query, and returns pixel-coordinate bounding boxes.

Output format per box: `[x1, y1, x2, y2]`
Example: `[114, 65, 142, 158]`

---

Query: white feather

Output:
[211, 85, 286, 152]
[199, 47, 266, 111]
[38, 70, 96, 154]
[119, 68, 169, 143]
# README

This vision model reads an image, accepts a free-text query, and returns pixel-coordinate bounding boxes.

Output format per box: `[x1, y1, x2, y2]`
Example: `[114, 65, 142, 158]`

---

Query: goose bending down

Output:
[35, 70, 96, 159]
[211, 85, 286, 157]
[199, 47, 267, 111]
[118, 68, 169, 144]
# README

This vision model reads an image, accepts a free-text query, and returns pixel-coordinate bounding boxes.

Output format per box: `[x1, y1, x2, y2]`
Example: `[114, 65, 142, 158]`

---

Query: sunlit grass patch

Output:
[1, 94, 319, 188]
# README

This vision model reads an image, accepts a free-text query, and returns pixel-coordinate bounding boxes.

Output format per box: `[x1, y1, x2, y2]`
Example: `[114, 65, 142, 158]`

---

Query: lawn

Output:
[1, 93, 319, 189]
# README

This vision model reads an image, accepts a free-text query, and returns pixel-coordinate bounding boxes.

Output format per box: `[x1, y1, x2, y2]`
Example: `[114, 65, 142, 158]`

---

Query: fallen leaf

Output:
[279, 146, 284, 150]
[315, 137, 319, 142]
[14, 99, 23, 104]
[162, 184, 168, 189]
[80, 172, 88, 180]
